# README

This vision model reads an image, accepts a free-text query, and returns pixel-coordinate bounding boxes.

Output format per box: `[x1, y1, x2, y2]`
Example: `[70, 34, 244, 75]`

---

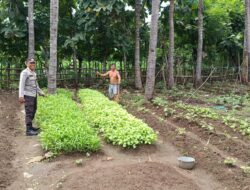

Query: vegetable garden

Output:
[1, 0, 250, 188]
[36, 89, 100, 153]
[36, 89, 157, 154]
[1, 84, 250, 190]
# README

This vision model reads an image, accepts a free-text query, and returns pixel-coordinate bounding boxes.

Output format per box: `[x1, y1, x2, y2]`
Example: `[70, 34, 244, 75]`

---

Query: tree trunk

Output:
[78, 56, 83, 83]
[144, 0, 160, 100]
[73, 48, 78, 88]
[124, 52, 128, 79]
[195, 0, 204, 88]
[168, 0, 175, 89]
[48, 0, 59, 94]
[28, 0, 35, 58]
[134, 0, 143, 89]
[242, 0, 249, 84]
[247, 0, 250, 83]
[7, 61, 10, 89]
[102, 61, 106, 72]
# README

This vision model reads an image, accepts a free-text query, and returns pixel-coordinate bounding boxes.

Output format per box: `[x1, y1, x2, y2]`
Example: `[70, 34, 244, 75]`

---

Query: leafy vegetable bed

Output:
[36, 89, 100, 153]
[78, 89, 157, 148]
[152, 96, 250, 137]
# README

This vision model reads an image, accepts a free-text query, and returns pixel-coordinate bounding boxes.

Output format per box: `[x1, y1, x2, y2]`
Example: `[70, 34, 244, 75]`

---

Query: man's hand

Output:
[96, 71, 100, 76]
[41, 93, 46, 97]
[19, 97, 25, 103]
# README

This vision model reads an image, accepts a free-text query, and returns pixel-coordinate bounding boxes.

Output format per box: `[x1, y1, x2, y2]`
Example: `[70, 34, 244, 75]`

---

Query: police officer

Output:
[19, 58, 45, 136]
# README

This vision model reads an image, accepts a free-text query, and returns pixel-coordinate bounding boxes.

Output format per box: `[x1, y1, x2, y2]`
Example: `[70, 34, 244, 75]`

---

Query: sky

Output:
[125, 1, 170, 23]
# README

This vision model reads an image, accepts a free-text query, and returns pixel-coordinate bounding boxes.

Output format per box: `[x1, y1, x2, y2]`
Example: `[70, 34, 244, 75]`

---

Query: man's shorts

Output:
[109, 84, 119, 99]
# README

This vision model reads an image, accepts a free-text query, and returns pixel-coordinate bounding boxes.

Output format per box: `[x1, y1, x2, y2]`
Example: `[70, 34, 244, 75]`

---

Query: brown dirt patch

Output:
[143, 101, 250, 163]
[0, 91, 19, 189]
[124, 101, 250, 190]
[62, 162, 200, 190]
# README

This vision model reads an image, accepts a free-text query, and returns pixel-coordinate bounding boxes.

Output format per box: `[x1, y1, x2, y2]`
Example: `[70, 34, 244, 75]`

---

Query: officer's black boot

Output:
[30, 123, 40, 132]
[26, 124, 38, 136]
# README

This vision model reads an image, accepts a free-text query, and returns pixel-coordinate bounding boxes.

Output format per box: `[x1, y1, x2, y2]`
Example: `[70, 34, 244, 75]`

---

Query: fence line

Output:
[0, 66, 239, 89]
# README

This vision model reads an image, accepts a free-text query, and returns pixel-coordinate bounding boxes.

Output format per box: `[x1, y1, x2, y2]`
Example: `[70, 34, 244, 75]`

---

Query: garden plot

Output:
[121, 88, 250, 190]
[78, 89, 157, 148]
[1, 88, 249, 190]
[36, 89, 100, 153]
[36, 88, 157, 154]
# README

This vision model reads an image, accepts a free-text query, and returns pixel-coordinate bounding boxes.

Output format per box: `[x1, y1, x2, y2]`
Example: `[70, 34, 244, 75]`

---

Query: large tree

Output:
[134, 0, 143, 89]
[242, 0, 250, 84]
[48, 0, 59, 94]
[167, 0, 175, 89]
[195, 0, 204, 87]
[145, 0, 160, 100]
[28, 0, 35, 58]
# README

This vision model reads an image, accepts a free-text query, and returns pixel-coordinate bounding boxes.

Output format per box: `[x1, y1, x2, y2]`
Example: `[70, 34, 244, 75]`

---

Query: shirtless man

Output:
[97, 64, 121, 102]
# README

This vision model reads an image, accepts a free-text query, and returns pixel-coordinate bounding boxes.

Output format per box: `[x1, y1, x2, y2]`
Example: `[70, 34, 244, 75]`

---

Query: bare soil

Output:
[0, 91, 19, 189]
[62, 162, 200, 190]
[123, 98, 250, 190]
[0, 90, 247, 190]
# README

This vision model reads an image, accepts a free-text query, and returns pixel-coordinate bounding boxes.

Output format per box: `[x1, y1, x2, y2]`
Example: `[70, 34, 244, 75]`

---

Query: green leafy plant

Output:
[175, 102, 219, 120]
[200, 121, 215, 132]
[175, 127, 186, 135]
[240, 166, 250, 174]
[75, 159, 83, 166]
[164, 107, 176, 117]
[214, 94, 249, 108]
[222, 114, 250, 136]
[36, 89, 100, 154]
[78, 89, 157, 148]
[224, 157, 237, 167]
[152, 97, 168, 107]
[128, 94, 145, 106]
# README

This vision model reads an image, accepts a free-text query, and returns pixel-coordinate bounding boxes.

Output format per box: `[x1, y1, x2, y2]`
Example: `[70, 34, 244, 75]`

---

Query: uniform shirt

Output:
[19, 68, 44, 98]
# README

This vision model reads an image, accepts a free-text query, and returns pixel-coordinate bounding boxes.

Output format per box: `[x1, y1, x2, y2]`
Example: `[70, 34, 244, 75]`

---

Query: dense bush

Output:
[78, 89, 157, 148]
[36, 89, 100, 153]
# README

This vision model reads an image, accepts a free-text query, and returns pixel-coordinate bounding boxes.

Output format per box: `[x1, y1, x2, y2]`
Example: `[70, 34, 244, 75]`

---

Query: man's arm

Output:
[36, 81, 45, 96]
[97, 71, 110, 77]
[19, 71, 27, 103]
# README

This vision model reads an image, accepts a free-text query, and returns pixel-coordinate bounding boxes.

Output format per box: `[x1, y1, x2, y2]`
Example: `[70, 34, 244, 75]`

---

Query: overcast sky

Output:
[125, 1, 170, 23]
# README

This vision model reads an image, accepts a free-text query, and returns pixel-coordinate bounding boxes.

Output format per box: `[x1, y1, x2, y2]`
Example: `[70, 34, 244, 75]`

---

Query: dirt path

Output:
[1, 91, 224, 190]
[0, 91, 18, 189]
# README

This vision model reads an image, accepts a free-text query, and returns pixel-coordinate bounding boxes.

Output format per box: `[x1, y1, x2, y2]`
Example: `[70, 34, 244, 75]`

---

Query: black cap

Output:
[26, 58, 36, 64]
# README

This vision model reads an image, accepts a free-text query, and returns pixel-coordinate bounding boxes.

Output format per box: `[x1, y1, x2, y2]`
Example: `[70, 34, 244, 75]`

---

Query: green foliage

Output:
[171, 103, 217, 132]
[222, 114, 250, 136]
[75, 159, 83, 166]
[224, 157, 237, 167]
[0, 0, 246, 90]
[175, 127, 186, 136]
[240, 166, 250, 174]
[125, 94, 145, 106]
[175, 102, 219, 120]
[152, 97, 168, 107]
[78, 89, 157, 148]
[36, 89, 100, 154]
[214, 94, 249, 108]
[164, 107, 176, 117]
[168, 88, 197, 100]
[155, 81, 166, 90]
[151, 90, 250, 137]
